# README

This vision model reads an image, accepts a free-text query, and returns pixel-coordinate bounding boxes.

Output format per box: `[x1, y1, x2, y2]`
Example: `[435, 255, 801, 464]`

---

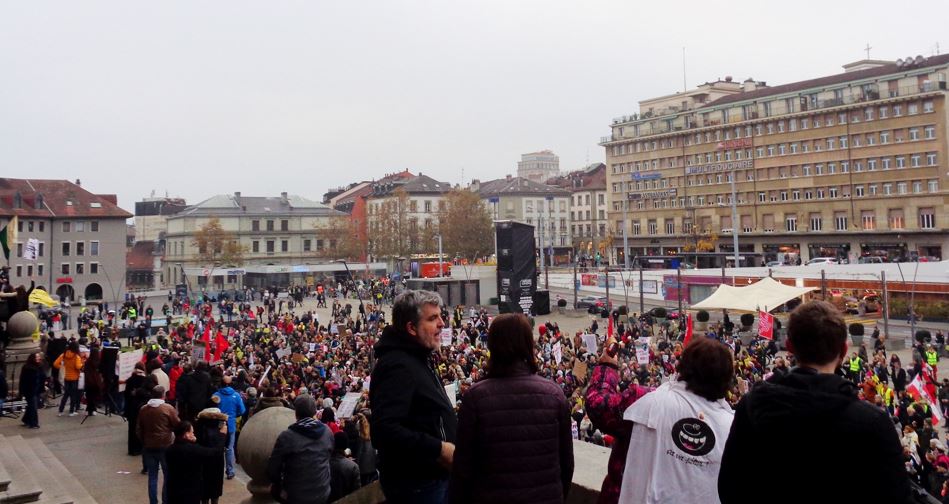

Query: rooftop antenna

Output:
[682, 47, 687, 92]
[936, 42, 941, 56]
[864, 43, 872, 60]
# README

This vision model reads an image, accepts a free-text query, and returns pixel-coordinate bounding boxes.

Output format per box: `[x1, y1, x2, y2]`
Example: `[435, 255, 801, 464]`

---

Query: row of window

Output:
[571, 210, 606, 221]
[369, 200, 446, 215]
[251, 219, 289, 232]
[612, 126, 937, 175]
[250, 238, 337, 254]
[14, 220, 101, 233]
[620, 207, 937, 236]
[610, 99, 936, 156]
[610, 153, 939, 194]
[11, 262, 103, 277]
[13, 240, 102, 258]
[572, 193, 607, 206]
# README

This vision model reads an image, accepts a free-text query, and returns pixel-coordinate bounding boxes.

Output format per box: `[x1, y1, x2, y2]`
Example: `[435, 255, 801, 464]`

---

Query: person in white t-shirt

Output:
[618, 337, 735, 504]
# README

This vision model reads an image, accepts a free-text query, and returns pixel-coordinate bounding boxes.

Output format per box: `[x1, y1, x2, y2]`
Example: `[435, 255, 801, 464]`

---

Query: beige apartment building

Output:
[601, 55, 949, 265]
[546, 163, 609, 259]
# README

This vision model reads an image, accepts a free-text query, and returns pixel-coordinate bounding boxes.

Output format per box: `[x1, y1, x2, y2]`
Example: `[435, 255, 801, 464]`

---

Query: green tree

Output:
[439, 189, 493, 262]
[192, 217, 245, 268]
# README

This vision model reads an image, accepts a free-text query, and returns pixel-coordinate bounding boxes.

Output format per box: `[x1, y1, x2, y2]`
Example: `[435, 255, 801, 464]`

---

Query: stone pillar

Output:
[5, 311, 40, 394]
[235, 406, 296, 500]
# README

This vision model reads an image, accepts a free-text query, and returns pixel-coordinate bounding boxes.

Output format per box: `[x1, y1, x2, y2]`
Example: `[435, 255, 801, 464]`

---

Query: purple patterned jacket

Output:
[584, 364, 652, 504]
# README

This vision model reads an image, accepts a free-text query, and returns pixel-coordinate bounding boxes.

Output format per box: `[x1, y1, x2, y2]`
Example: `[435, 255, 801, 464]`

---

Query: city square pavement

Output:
[13, 290, 944, 502]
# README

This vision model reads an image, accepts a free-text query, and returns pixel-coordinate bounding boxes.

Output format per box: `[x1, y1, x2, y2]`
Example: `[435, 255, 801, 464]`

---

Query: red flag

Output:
[213, 331, 229, 362]
[607, 315, 613, 338]
[201, 326, 211, 362]
[758, 311, 774, 340]
[908, 374, 944, 425]
[684, 313, 694, 346]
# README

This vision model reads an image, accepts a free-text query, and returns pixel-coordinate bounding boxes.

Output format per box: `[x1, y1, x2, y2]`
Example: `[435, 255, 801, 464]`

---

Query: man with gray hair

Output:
[371, 290, 457, 503]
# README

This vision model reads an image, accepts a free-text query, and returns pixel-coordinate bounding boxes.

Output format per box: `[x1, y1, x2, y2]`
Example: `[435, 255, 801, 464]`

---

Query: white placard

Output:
[336, 392, 362, 419]
[444, 382, 458, 407]
[23, 238, 39, 261]
[636, 337, 650, 365]
[440, 328, 453, 347]
[308, 342, 317, 353]
[275, 347, 292, 360]
[553, 342, 563, 364]
[581, 334, 598, 353]
[118, 349, 143, 391]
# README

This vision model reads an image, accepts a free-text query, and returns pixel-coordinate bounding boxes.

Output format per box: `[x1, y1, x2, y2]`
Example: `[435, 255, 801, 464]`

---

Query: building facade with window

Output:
[0, 178, 132, 304]
[365, 173, 452, 259]
[163, 192, 345, 289]
[546, 163, 609, 260]
[601, 55, 949, 264]
[517, 150, 561, 183]
[473, 175, 572, 264]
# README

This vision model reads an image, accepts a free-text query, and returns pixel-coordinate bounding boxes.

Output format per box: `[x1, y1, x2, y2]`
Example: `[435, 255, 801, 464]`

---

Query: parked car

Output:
[577, 296, 612, 313]
[805, 257, 839, 266]
[858, 256, 886, 264]
[766, 260, 784, 267]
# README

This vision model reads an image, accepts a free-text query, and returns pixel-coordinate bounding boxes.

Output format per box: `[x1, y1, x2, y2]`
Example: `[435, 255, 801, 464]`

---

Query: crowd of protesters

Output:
[9, 268, 949, 503]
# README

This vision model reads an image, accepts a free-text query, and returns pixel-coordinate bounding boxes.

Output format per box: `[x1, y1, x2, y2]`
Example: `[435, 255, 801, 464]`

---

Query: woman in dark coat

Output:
[18, 352, 46, 429]
[82, 346, 105, 415]
[448, 313, 575, 504]
[166, 421, 227, 504]
[195, 408, 228, 504]
[123, 362, 149, 456]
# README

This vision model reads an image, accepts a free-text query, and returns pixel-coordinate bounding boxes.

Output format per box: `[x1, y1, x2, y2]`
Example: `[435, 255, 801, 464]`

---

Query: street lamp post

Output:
[437, 234, 443, 278]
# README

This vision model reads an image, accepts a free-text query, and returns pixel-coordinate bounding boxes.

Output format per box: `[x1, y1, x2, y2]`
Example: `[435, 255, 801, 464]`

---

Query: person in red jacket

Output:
[585, 338, 653, 504]
[167, 358, 184, 405]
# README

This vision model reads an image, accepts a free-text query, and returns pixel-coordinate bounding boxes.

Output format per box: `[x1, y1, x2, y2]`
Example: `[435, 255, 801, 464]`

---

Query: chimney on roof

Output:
[75, 178, 81, 186]
[234, 191, 241, 199]
[281, 192, 289, 204]
[742, 78, 757, 92]
[506, 174, 512, 181]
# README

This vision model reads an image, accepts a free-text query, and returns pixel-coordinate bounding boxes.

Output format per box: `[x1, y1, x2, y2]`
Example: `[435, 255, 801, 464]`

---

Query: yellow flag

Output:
[29, 288, 59, 308]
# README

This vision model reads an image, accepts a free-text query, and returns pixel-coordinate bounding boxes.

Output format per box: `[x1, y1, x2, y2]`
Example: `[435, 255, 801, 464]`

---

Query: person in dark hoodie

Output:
[267, 394, 333, 504]
[370, 289, 457, 503]
[329, 431, 362, 502]
[719, 300, 913, 503]
[212, 375, 246, 480]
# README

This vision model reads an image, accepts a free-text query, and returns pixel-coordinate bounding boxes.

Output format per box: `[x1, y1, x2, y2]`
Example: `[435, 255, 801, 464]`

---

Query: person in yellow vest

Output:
[927, 345, 939, 371]
[848, 352, 863, 384]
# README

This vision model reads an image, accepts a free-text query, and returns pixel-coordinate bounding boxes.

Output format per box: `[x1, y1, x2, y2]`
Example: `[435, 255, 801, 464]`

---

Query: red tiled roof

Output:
[126, 241, 156, 270]
[0, 178, 132, 219]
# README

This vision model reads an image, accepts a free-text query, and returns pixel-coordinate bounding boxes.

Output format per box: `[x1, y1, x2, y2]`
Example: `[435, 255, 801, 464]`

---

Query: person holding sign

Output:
[448, 313, 574, 504]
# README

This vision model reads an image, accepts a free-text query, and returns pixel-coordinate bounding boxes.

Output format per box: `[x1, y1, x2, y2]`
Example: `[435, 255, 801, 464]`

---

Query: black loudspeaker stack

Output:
[496, 221, 538, 315]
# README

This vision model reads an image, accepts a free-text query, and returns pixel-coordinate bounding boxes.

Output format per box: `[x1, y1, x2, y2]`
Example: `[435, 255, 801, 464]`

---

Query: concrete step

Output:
[0, 440, 11, 492]
[5, 436, 70, 504]
[24, 439, 96, 504]
[0, 435, 43, 504]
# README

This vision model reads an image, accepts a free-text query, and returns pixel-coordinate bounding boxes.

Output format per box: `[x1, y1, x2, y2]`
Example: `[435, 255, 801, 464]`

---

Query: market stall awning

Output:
[690, 277, 815, 313]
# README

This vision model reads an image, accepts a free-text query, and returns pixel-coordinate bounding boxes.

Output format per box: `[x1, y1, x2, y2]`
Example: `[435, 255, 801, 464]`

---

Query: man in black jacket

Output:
[719, 300, 913, 503]
[268, 394, 333, 504]
[370, 290, 456, 503]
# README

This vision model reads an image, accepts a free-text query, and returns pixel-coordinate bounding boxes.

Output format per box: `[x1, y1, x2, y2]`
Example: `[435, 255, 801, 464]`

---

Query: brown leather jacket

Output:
[136, 399, 181, 449]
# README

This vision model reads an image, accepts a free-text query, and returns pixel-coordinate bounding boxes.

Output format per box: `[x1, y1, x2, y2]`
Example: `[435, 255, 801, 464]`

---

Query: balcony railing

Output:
[601, 82, 946, 143]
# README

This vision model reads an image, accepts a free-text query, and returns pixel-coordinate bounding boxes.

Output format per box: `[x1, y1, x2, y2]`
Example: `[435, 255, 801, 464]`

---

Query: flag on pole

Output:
[201, 326, 212, 362]
[758, 310, 774, 340]
[607, 314, 613, 338]
[907, 374, 944, 425]
[684, 312, 694, 345]
[0, 216, 17, 262]
[213, 331, 229, 362]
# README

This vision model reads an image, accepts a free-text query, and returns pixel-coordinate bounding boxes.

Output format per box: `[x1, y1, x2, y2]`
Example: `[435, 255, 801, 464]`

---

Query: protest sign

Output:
[553, 342, 563, 364]
[636, 337, 650, 365]
[336, 392, 362, 419]
[440, 328, 453, 347]
[444, 382, 458, 407]
[581, 334, 598, 353]
[117, 349, 143, 391]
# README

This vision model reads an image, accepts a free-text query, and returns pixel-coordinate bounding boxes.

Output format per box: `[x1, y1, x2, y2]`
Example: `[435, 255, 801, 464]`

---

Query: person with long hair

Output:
[448, 313, 574, 504]
[54, 340, 83, 416]
[18, 352, 46, 429]
[83, 346, 105, 416]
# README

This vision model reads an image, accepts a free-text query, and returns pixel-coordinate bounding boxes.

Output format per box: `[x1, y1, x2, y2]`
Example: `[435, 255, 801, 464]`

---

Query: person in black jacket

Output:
[166, 420, 226, 504]
[329, 432, 362, 502]
[195, 408, 228, 504]
[124, 362, 150, 457]
[178, 361, 213, 422]
[267, 394, 334, 504]
[370, 290, 457, 503]
[719, 300, 913, 503]
[18, 352, 46, 429]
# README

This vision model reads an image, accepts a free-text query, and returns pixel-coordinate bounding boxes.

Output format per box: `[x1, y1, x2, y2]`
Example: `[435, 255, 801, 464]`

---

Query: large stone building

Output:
[517, 150, 560, 183]
[0, 178, 132, 304]
[547, 163, 608, 259]
[134, 195, 187, 243]
[474, 175, 572, 264]
[163, 192, 347, 290]
[365, 173, 452, 259]
[601, 55, 949, 265]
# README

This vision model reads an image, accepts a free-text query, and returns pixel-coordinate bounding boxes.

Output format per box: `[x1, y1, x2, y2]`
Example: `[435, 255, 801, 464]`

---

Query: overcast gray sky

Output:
[2, 1, 945, 212]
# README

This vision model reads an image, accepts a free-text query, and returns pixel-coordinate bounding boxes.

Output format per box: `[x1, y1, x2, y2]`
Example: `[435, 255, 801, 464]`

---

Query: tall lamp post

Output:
[334, 259, 365, 360]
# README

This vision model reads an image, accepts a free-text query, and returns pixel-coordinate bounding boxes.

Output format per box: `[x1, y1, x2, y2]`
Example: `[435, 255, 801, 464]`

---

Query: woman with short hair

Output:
[448, 313, 574, 504]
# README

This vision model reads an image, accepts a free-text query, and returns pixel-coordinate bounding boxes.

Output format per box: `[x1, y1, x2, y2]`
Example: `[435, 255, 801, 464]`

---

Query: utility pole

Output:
[623, 199, 630, 270]
[538, 214, 545, 289]
[881, 270, 890, 340]
[820, 269, 827, 299]
[729, 169, 740, 273]
[639, 265, 645, 315]
[573, 260, 578, 309]
[677, 267, 683, 316]
[604, 265, 610, 316]
[437, 234, 443, 278]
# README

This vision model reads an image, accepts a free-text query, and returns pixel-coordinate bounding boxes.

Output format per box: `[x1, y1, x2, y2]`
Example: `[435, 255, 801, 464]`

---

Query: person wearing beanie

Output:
[329, 431, 362, 502]
[267, 395, 333, 504]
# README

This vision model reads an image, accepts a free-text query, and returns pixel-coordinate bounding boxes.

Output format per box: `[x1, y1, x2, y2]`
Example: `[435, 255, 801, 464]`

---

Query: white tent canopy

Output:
[690, 277, 815, 313]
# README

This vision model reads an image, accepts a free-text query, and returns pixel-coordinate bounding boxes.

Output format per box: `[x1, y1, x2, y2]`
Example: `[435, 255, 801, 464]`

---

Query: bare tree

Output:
[439, 189, 493, 263]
